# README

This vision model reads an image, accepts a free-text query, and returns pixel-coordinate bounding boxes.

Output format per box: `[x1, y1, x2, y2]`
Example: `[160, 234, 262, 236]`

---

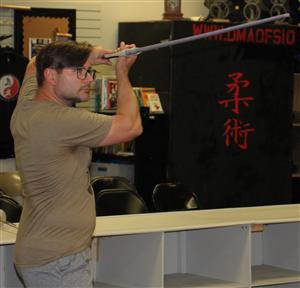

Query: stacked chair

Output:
[0, 172, 23, 222]
[152, 182, 201, 212]
[90, 176, 149, 216]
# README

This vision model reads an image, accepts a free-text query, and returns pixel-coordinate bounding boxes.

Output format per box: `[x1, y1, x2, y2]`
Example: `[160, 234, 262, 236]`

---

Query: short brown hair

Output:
[36, 41, 93, 87]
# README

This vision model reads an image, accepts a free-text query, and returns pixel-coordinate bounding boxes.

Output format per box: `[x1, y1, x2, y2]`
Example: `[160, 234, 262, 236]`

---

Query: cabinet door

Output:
[118, 21, 172, 95]
[134, 113, 169, 210]
[292, 123, 300, 203]
[164, 225, 251, 287]
[251, 222, 300, 287]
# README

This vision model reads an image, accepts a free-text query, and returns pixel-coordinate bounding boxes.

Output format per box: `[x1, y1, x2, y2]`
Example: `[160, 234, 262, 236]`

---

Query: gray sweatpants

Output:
[15, 248, 93, 288]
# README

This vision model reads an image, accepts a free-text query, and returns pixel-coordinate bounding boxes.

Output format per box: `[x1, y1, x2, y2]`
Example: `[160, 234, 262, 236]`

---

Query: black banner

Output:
[169, 22, 295, 208]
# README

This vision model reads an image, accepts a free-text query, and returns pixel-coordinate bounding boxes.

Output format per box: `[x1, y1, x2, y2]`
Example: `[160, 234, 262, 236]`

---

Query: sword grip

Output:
[103, 47, 141, 59]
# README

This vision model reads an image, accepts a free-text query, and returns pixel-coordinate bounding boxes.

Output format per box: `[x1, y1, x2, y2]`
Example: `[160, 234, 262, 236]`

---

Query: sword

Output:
[103, 13, 290, 59]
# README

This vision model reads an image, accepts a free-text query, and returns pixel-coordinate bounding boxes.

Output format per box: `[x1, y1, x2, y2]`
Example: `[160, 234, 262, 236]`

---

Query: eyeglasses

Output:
[63, 67, 97, 80]
[75, 67, 97, 80]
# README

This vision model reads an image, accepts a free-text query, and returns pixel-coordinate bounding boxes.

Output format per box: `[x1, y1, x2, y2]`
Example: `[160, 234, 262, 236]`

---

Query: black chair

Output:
[0, 190, 22, 222]
[91, 176, 138, 195]
[95, 188, 149, 216]
[152, 182, 201, 212]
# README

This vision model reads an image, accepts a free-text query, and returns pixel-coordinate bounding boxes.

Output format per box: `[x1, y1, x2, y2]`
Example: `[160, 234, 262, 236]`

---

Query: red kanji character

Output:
[223, 118, 255, 150]
[218, 72, 254, 115]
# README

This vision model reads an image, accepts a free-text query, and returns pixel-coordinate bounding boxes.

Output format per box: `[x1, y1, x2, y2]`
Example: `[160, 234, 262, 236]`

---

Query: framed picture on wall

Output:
[28, 37, 52, 59]
[14, 8, 76, 59]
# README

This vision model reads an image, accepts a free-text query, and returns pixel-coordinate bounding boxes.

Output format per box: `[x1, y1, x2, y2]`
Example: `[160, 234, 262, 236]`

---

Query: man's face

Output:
[54, 61, 96, 106]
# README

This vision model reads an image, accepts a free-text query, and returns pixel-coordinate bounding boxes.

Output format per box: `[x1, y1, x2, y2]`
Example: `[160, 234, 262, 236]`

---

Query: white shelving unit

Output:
[1, 205, 300, 288]
[91, 205, 300, 288]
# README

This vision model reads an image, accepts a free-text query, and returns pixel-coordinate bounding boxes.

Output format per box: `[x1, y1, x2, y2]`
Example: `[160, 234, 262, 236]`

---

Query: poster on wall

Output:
[28, 38, 52, 59]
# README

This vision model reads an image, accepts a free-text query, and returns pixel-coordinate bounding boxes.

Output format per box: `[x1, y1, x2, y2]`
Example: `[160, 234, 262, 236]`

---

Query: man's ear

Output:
[44, 68, 57, 85]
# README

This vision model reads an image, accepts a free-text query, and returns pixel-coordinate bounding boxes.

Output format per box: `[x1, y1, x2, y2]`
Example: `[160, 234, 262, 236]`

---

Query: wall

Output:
[1, 0, 208, 51]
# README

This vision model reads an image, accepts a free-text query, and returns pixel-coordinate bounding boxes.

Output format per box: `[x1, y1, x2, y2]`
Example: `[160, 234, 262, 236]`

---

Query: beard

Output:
[59, 87, 90, 106]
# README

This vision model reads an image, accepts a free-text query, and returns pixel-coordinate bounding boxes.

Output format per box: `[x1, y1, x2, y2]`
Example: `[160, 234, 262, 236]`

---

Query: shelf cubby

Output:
[164, 225, 250, 288]
[251, 222, 300, 287]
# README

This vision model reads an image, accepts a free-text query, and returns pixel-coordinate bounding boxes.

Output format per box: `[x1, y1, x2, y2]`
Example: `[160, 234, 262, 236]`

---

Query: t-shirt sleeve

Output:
[47, 107, 112, 148]
[17, 74, 37, 105]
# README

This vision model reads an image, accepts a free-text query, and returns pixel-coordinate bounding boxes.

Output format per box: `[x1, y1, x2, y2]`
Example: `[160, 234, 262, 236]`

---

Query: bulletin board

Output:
[14, 8, 76, 59]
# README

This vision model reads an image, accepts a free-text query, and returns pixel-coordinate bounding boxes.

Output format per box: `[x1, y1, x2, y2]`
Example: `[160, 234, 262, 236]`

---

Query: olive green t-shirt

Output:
[10, 74, 112, 267]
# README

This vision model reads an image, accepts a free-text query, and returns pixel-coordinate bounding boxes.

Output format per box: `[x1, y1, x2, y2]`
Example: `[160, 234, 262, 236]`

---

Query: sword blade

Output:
[103, 13, 290, 59]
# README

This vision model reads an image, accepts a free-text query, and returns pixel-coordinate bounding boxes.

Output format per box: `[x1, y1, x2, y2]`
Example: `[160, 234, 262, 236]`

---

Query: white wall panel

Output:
[0, 8, 14, 47]
[1, 1, 208, 50]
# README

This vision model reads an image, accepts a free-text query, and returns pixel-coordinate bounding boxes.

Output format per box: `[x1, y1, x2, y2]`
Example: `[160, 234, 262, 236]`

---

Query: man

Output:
[10, 40, 142, 287]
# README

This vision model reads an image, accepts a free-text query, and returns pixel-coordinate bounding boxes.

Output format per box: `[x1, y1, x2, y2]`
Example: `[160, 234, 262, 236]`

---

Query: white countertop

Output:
[1, 204, 299, 245]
